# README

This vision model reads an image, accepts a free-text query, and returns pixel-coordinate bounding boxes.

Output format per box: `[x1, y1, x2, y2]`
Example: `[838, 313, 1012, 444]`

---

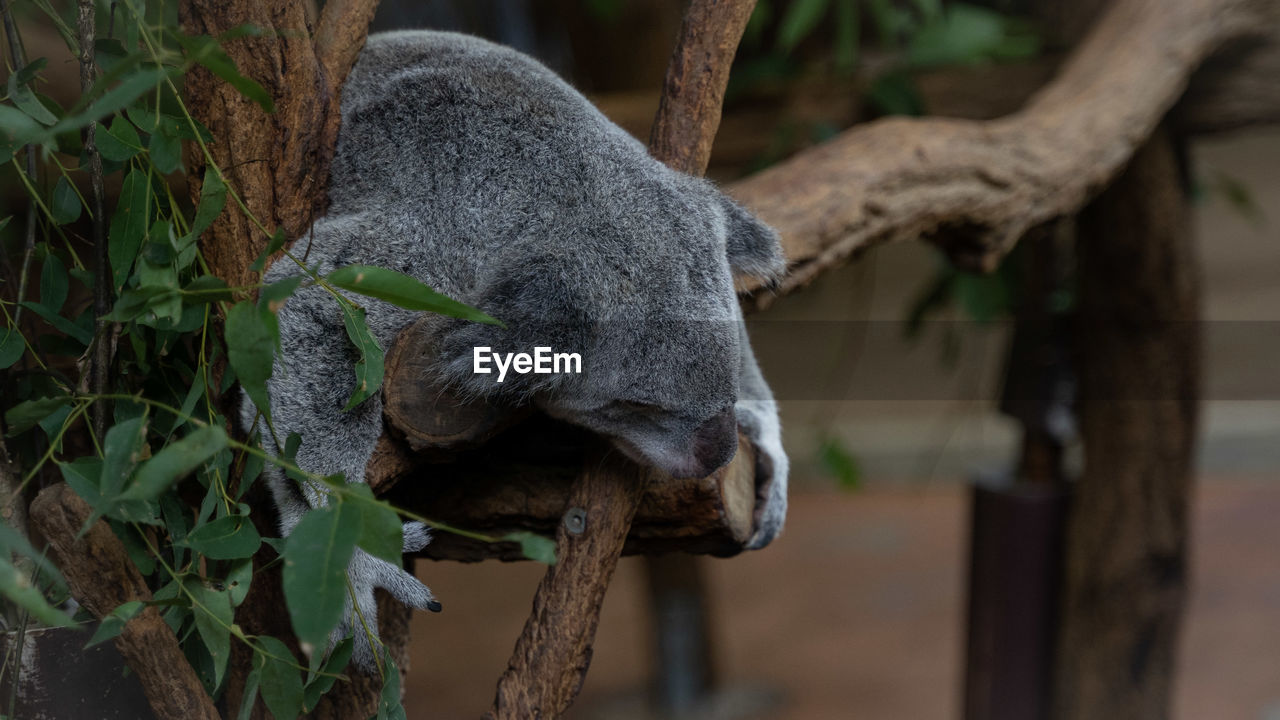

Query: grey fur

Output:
[243, 30, 789, 670]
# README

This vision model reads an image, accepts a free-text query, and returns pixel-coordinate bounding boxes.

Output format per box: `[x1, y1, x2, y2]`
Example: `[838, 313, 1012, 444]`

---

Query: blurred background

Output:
[362, 1, 1280, 718]
[4, 0, 1275, 718]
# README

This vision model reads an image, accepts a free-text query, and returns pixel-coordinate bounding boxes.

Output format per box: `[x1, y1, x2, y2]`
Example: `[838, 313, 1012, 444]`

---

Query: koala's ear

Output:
[719, 195, 786, 282]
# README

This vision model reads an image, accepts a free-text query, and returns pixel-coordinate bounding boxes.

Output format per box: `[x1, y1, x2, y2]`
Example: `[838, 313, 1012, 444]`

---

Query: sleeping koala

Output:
[247, 30, 788, 669]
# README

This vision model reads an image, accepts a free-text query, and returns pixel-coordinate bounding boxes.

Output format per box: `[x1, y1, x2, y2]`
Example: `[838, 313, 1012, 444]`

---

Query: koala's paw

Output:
[336, 526, 440, 672]
[735, 401, 789, 550]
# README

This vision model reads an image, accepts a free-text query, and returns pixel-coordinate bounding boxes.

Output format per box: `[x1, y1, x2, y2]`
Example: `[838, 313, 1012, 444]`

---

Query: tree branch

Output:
[29, 485, 220, 720]
[649, 0, 758, 175]
[314, 0, 380, 87]
[731, 0, 1279, 311]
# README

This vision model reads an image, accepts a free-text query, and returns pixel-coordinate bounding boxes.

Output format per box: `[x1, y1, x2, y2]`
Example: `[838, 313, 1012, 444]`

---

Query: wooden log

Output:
[1052, 127, 1200, 720]
[729, 0, 1279, 311]
[28, 484, 221, 720]
[379, 420, 757, 560]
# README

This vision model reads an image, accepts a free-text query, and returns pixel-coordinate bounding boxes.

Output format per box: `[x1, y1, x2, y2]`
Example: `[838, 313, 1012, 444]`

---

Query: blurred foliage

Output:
[734, 0, 1039, 114]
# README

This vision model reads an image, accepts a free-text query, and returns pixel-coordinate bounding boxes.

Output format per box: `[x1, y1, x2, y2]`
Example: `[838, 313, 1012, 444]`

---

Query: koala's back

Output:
[312, 31, 685, 299]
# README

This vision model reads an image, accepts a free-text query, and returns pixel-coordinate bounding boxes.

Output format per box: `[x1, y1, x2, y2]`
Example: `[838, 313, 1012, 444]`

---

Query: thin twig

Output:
[76, 0, 112, 441]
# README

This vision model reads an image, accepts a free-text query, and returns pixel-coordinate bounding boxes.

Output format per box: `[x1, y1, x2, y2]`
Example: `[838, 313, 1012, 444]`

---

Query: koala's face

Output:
[437, 172, 784, 480]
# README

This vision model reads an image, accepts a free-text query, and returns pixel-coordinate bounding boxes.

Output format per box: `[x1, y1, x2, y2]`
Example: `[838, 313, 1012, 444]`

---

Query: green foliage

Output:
[0, 3, 547, 714]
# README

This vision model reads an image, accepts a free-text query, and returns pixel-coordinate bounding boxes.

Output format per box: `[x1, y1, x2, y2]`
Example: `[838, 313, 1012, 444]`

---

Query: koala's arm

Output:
[248, 283, 437, 670]
[733, 318, 788, 549]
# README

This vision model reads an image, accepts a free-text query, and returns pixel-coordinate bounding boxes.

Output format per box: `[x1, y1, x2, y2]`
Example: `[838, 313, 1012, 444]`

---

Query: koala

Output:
[246, 30, 789, 670]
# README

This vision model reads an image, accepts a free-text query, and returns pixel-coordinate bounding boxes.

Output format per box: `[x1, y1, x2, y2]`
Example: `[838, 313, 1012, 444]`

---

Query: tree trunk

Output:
[1052, 127, 1201, 720]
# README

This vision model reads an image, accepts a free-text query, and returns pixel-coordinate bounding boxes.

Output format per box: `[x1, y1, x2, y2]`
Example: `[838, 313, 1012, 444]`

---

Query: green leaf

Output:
[0, 556, 74, 627]
[225, 301, 278, 423]
[818, 436, 862, 489]
[48, 67, 169, 139]
[833, 0, 860, 73]
[227, 558, 253, 607]
[183, 169, 227, 250]
[303, 638, 353, 711]
[283, 503, 362, 648]
[339, 303, 384, 411]
[777, 0, 831, 52]
[121, 425, 228, 501]
[175, 34, 275, 113]
[85, 600, 144, 648]
[0, 104, 42, 146]
[51, 177, 82, 225]
[344, 484, 402, 565]
[504, 531, 557, 565]
[148, 127, 182, 174]
[376, 647, 407, 720]
[109, 169, 151, 290]
[185, 513, 262, 560]
[5, 395, 71, 435]
[236, 666, 262, 720]
[191, 582, 233, 688]
[249, 230, 287, 273]
[7, 59, 58, 126]
[100, 416, 148, 500]
[20, 301, 93, 346]
[0, 328, 23, 369]
[39, 253, 69, 312]
[256, 636, 304, 720]
[326, 265, 503, 325]
[96, 117, 143, 162]
[181, 275, 234, 304]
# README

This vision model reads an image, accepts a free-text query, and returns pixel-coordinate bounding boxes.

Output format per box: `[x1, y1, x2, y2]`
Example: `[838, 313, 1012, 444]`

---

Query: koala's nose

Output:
[685, 407, 738, 478]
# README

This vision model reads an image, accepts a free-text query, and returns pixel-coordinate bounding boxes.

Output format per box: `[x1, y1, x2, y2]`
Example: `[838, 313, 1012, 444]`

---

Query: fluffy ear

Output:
[719, 195, 786, 282]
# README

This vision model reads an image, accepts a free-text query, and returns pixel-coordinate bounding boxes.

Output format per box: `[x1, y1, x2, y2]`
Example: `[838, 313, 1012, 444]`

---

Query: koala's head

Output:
[435, 169, 784, 479]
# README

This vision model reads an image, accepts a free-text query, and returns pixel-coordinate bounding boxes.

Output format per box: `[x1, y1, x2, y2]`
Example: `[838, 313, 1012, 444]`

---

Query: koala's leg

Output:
[733, 319, 789, 549]
[255, 286, 438, 670]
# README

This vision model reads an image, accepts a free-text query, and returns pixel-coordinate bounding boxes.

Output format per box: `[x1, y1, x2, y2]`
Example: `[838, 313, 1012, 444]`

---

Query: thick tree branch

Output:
[731, 0, 1279, 311]
[29, 485, 220, 720]
[649, 0, 758, 175]
[314, 0, 380, 86]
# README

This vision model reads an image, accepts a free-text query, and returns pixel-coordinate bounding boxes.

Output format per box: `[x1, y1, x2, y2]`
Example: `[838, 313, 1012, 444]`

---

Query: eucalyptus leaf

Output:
[225, 301, 277, 423]
[326, 265, 502, 325]
[184, 513, 262, 560]
[283, 503, 362, 648]
[85, 600, 144, 648]
[121, 425, 228, 501]
[504, 531, 557, 565]
[339, 303, 384, 411]
[108, 169, 151, 290]
[51, 177, 81, 225]
[5, 395, 71, 435]
[0, 556, 74, 627]
[0, 328, 23, 369]
[190, 582, 233, 688]
[256, 636, 304, 720]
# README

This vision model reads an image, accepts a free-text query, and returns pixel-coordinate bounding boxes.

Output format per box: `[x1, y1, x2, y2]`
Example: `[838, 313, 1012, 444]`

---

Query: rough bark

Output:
[730, 0, 1278, 311]
[484, 449, 653, 720]
[648, 0, 757, 175]
[1052, 128, 1200, 720]
[28, 484, 220, 720]
[176, 2, 396, 716]
[179, 0, 379, 289]
[379, 426, 757, 560]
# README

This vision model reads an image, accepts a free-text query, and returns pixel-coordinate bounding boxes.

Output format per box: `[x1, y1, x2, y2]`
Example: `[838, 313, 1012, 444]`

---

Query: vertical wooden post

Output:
[1052, 127, 1200, 720]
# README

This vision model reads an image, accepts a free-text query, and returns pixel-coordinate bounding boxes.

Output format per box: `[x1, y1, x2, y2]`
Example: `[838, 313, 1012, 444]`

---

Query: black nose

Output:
[686, 407, 738, 478]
